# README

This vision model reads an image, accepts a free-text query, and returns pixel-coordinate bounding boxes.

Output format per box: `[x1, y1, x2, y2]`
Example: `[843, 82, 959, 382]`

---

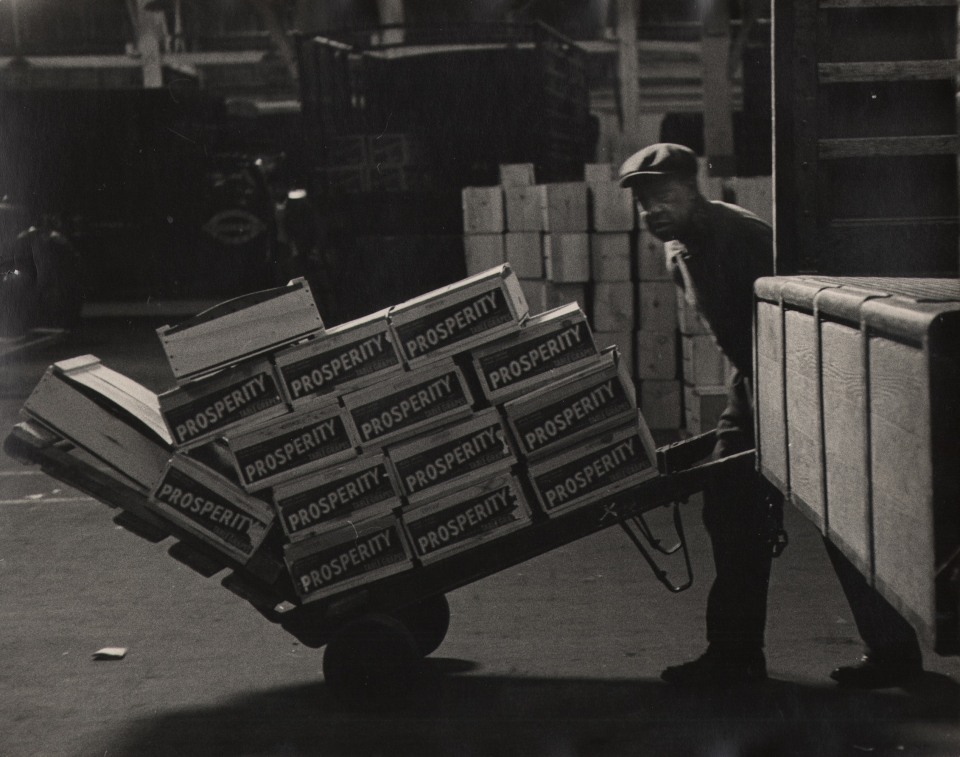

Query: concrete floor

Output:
[0, 319, 957, 757]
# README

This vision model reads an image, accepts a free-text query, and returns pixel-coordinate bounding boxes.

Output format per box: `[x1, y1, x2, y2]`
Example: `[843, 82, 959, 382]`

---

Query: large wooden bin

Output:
[754, 276, 960, 654]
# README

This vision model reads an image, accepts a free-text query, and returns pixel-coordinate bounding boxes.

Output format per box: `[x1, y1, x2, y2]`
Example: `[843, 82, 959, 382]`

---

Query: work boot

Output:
[830, 655, 922, 689]
[661, 649, 767, 685]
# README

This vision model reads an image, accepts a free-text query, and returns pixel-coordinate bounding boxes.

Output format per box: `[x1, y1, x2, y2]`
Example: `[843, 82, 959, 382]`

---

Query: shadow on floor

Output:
[90, 660, 959, 757]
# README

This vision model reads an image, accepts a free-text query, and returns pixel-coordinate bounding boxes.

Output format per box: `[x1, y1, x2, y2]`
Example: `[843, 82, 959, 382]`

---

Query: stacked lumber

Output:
[19, 267, 658, 608]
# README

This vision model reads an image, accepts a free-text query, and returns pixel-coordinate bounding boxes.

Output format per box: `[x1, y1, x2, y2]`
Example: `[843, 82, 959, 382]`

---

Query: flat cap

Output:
[618, 143, 698, 187]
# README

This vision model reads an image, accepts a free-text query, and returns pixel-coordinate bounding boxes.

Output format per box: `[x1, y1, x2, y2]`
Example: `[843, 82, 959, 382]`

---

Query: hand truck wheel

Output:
[395, 594, 450, 656]
[322, 613, 420, 706]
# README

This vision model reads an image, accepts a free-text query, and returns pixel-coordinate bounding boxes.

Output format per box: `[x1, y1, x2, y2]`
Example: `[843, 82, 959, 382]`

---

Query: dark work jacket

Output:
[666, 200, 773, 380]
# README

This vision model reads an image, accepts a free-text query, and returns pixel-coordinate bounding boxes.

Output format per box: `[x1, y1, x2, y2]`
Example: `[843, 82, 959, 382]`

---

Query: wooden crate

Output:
[681, 334, 728, 387]
[639, 379, 682, 431]
[461, 186, 505, 234]
[464, 234, 506, 275]
[499, 163, 536, 186]
[274, 308, 403, 408]
[504, 232, 544, 279]
[272, 453, 401, 542]
[470, 302, 598, 404]
[505, 185, 547, 232]
[21, 355, 173, 490]
[544, 233, 590, 283]
[343, 361, 474, 448]
[754, 276, 960, 653]
[159, 358, 287, 449]
[401, 473, 532, 565]
[584, 163, 614, 183]
[590, 282, 635, 332]
[542, 183, 589, 232]
[590, 232, 634, 282]
[149, 454, 275, 565]
[589, 182, 635, 232]
[388, 264, 527, 366]
[386, 409, 515, 504]
[157, 278, 324, 383]
[526, 422, 658, 518]
[225, 401, 358, 492]
[504, 348, 637, 460]
[636, 330, 677, 380]
[638, 282, 678, 332]
[284, 514, 414, 603]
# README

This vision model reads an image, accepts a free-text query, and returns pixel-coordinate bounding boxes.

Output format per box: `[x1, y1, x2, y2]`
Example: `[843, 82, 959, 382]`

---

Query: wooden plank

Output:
[755, 300, 788, 491]
[819, 134, 960, 159]
[868, 337, 936, 635]
[819, 60, 960, 83]
[23, 367, 173, 491]
[461, 187, 505, 233]
[784, 310, 825, 527]
[821, 320, 871, 572]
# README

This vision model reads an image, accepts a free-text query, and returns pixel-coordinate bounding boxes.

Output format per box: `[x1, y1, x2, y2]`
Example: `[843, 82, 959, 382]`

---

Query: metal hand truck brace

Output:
[4, 420, 753, 703]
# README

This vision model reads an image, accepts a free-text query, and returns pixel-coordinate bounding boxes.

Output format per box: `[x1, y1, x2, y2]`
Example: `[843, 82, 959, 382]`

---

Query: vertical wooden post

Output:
[617, 0, 642, 157]
[701, 0, 735, 176]
[136, 0, 164, 88]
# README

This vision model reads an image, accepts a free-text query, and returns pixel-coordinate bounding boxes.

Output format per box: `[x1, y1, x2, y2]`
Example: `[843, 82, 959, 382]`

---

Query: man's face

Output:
[631, 176, 698, 242]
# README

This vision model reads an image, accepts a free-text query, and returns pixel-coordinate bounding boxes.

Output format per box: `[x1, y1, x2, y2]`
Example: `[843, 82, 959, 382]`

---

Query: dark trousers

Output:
[702, 370, 777, 658]
[823, 539, 922, 663]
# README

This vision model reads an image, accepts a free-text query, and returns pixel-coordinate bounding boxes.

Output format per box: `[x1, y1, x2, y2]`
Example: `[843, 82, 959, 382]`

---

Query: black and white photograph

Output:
[0, 2, 958, 755]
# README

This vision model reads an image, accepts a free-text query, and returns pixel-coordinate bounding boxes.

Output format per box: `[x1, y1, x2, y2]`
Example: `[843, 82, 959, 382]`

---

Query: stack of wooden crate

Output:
[20, 268, 659, 606]
[463, 163, 691, 432]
